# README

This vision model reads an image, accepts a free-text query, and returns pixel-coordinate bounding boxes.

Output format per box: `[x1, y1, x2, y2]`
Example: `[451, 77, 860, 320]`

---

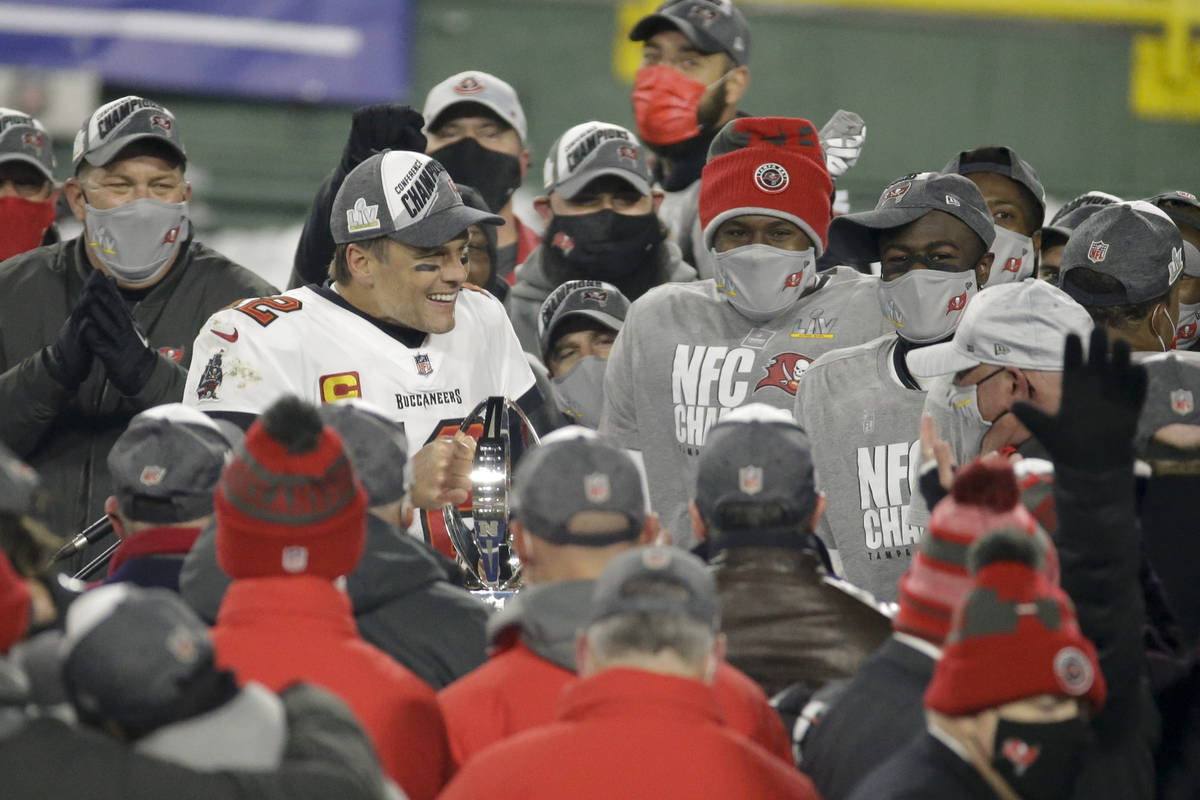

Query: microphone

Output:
[51, 516, 115, 563]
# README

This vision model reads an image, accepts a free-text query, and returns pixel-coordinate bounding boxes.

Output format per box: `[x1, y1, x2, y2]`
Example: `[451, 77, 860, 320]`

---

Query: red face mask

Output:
[631, 65, 710, 147]
[0, 195, 55, 261]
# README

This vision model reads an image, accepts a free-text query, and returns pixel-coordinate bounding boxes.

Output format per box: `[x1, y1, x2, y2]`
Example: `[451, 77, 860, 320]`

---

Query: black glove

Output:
[1012, 328, 1147, 470]
[79, 274, 158, 397]
[339, 104, 427, 173]
[42, 304, 93, 391]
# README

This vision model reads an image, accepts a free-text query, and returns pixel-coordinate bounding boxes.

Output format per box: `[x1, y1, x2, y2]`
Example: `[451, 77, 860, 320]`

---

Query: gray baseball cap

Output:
[828, 172, 995, 267]
[908, 280, 1094, 378]
[317, 400, 408, 506]
[0, 108, 55, 181]
[1135, 351, 1200, 456]
[538, 279, 630, 360]
[1184, 241, 1200, 279]
[589, 546, 720, 629]
[543, 121, 652, 200]
[72, 95, 185, 171]
[1060, 201, 1185, 307]
[0, 441, 42, 516]
[943, 145, 1046, 228]
[422, 71, 527, 145]
[61, 583, 215, 730]
[511, 429, 645, 546]
[1147, 189, 1200, 217]
[694, 404, 818, 540]
[330, 150, 502, 248]
[1042, 198, 1120, 249]
[107, 404, 232, 524]
[630, 0, 751, 67]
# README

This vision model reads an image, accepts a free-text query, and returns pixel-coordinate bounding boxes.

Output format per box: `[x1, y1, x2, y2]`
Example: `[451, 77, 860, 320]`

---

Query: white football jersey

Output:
[184, 283, 536, 455]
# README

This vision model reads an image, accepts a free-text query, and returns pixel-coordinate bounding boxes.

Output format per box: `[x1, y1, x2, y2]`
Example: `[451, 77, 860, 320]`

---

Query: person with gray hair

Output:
[180, 398, 489, 690]
[437, 428, 791, 767]
[441, 545, 819, 799]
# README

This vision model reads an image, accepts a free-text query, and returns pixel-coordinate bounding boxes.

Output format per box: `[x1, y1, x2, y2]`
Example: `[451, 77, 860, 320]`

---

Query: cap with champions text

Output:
[694, 404, 818, 541]
[538, 279, 630, 360]
[943, 145, 1046, 228]
[588, 546, 721, 629]
[0, 108, 55, 181]
[828, 171, 995, 267]
[908, 280, 1094, 378]
[630, 0, 751, 67]
[510, 428, 645, 547]
[331, 150, 502, 248]
[72, 95, 185, 171]
[422, 71, 527, 145]
[108, 403, 233, 524]
[543, 121, 652, 200]
[1060, 201, 1184, 307]
[1135, 352, 1200, 456]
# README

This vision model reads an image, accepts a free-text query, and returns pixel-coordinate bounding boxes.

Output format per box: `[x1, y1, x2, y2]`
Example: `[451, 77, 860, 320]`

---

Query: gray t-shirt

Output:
[794, 334, 929, 602]
[601, 267, 889, 544]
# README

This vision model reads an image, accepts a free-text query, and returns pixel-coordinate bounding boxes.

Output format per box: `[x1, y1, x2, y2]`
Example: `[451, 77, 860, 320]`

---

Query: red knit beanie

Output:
[925, 528, 1106, 715]
[0, 550, 30, 654]
[215, 396, 367, 580]
[699, 117, 833, 255]
[894, 457, 1058, 645]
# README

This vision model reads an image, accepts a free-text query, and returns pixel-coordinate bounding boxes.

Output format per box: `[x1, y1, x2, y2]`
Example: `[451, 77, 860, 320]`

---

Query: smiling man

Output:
[185, 151, 538, 534]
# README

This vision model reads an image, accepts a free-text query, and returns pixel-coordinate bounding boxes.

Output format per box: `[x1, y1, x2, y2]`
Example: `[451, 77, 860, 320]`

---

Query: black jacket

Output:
[0, 236, 276, 550]
[799, 635, 936, 800]
[0, 682, 388, 800]
[181, 515, 490, 689]
[289, 165, 345, 289]
[846, 731, 998, 800]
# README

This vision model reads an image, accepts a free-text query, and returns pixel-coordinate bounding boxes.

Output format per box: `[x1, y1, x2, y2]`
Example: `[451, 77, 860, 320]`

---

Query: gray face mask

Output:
[712, 244, 817, 322]
[85, 197, 189, 285]
[1175, 301, 1200, 349]
[985, 225, 1036, 285]
[878, 269, 977, 344]
[551, 355, 608, 429]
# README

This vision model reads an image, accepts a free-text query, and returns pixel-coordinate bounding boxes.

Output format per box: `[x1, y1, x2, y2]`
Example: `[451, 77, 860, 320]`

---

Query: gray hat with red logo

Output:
[543, 121, 653, 200]
[694, 404, 818, 540]
[72, 95, 185, 171]
[1135, 351, 1200, 456]
[588, 546, 721, 628]
[422, 71, 527, 145]
[331, 150, 502, 248]
[828, 171, 995, 266]
[629, 0, 751, 67]
[538, 279, 630, 360]
[1060, 201, 1184, 307]
[511, 428, 645, 546]
[108, 404, 232, 524]
[943, 145, 1046, 228]
[0, 108, 55, 181]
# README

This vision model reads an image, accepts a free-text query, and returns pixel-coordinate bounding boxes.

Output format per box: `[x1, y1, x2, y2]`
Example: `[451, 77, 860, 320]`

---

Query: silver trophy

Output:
[442, 396, 540, 599]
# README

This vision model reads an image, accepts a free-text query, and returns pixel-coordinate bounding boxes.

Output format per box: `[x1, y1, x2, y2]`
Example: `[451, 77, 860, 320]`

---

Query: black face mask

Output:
[990, 716, 1089, 800]
[542, 210, 664, 283]
[429, 137, 522, 213]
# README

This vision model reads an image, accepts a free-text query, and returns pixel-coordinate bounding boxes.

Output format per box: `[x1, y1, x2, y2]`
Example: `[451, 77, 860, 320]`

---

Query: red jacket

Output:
[507, 217, 541, 286]
[438, 668, 818, 799]
[438, 637, 792, 767]
[211, 576, 450, 800]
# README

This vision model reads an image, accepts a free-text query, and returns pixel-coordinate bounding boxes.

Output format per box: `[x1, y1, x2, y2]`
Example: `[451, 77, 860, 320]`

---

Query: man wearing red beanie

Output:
[848, 528, 1104, 800]
[601, 116, 887, 544]
[209, 395, 451, 800]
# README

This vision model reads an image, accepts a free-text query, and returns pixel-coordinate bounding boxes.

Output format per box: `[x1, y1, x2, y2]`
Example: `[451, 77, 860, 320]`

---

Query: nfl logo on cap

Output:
[1171, 388, 1194, 416]
[139, 466, 167, 486]
[585, 473, 611, 503]
[281, 546, 309, 574]
[738, 465, 763, 495]
[1088, 240, 1109, 263]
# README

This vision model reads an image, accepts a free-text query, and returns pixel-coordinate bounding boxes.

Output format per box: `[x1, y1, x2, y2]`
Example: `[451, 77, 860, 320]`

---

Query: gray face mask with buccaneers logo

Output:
[85, 197, 189, 285]
[551, 355, 608, 429]
[712, 245, 817, 322]
[878, 269, 977, 344]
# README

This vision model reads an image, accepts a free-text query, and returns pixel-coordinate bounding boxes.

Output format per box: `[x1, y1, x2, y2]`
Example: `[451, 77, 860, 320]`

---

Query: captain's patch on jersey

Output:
[320, 371, 362, 403]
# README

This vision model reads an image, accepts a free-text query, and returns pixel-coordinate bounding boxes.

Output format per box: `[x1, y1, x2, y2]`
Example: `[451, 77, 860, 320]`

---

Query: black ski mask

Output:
[542, 210, 665, 299]
[430, 137, 522, 213]
[990, 716, 1090, 800]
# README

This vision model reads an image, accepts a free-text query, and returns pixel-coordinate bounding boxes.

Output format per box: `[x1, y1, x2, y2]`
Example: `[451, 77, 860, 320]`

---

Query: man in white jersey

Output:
[600, 116, 888, 545]
[185, 150, 538, 551]
[793, 171, 995, 602]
